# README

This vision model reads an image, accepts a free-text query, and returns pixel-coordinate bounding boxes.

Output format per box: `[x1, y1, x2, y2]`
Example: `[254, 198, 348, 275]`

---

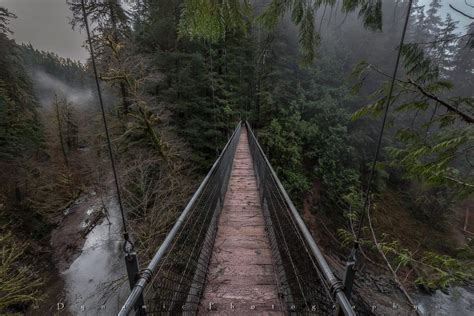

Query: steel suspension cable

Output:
[80, 0, 132, 251]
[343, 0, 413, 300]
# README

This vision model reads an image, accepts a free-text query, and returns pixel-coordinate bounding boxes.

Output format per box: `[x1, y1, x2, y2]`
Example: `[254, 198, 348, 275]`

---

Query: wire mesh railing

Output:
[119, 122, 242, 316]
[245, 121, 355, 316]
[120, 121, 355, 316]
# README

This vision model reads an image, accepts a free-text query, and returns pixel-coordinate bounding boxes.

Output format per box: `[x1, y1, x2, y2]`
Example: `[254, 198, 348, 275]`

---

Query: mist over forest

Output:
[0, 1, 473, 315]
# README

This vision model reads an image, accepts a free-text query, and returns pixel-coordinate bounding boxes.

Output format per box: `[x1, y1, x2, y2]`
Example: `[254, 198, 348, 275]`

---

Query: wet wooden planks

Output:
[199, 127, 283, 315]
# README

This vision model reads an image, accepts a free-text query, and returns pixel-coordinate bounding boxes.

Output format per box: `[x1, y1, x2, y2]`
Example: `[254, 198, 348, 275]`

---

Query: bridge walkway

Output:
[198, 128, 284, 315]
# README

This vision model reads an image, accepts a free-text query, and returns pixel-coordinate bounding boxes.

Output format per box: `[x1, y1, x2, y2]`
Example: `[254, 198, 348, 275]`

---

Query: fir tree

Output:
[424, 0, 444, 59]
[452, 22, 474, 97]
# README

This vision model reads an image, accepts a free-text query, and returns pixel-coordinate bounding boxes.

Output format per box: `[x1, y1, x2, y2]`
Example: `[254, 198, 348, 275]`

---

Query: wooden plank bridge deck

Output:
[199, 128, 284, 315]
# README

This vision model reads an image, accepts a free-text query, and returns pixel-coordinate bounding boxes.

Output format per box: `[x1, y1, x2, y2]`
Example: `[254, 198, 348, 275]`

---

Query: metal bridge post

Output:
[334, 245, 358, 316]
[342, 244, 358, 301]
[125, 252, 147, 315]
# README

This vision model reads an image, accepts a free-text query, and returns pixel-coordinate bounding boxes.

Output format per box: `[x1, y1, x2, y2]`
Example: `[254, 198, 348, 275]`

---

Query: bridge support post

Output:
[125, 252, 147, 316]
[342, 243, 358, 301]
[333, 245, 357, 316]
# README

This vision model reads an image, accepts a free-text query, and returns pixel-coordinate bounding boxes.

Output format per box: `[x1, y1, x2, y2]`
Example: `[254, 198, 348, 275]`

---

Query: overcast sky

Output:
[0, 0, 88, 62]
[0, 0, 472, 64]
[419, 0, 472, 28]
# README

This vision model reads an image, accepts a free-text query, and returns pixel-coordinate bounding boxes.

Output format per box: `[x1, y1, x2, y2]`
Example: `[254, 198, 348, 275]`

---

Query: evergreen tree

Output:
[20, 44, 89, 88]
[452, 22, 474, 97]
[408, 0, 427, 43]
[133, 0, 253, 168]
[0, 10, 41, 162]
[435, 14, 458, 77]
[69, 0, 131, 114]
[0, 7, 43, 313]
[424, 0, 444, 59]
[351, 43, 473, 197]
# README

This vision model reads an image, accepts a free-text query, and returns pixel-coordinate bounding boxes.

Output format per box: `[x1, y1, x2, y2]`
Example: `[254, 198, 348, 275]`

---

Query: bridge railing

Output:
[119, 122, 242, 316]
[245, 121, 355, 316]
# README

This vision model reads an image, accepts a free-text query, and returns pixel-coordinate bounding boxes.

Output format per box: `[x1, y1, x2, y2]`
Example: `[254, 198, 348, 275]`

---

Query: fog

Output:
[33, 70, 93, 108]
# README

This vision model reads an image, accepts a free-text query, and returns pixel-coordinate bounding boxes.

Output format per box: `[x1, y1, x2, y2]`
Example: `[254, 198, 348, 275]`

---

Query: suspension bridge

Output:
[69, 0, 419, 313]
[118, 122, 357, 315]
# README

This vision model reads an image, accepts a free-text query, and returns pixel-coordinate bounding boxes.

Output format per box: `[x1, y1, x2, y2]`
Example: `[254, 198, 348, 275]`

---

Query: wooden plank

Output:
[199, 128, 283, 315]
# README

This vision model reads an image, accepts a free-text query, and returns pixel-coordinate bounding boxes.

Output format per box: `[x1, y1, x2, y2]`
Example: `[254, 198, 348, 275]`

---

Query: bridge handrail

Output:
[245, 121, 355, 316]
[119, 121, 242, 316]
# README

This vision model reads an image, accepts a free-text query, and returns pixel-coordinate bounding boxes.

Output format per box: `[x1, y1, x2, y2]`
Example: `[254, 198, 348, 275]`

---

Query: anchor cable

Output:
[80, 0, 133, 253]
[343, 0, 413, 300]
[355, 0, 413, 241]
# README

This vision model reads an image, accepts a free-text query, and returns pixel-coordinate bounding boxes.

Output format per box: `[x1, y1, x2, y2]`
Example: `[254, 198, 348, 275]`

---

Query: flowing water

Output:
[62, 198, 129, 315]
[413, 286, 474, 315]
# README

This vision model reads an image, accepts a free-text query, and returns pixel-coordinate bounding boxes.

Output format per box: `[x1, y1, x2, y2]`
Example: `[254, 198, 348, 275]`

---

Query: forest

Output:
[0, 0, 473, 315]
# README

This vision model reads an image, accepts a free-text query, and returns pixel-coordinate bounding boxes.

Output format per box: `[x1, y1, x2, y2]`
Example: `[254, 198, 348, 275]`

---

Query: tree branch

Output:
[444, 176, 474, 188]
[408, 79, 474, 123]
[411, 32, 473, 45]
[366, 200, 420, 314]
[367, 64, 474, 124]
[449, 4, 474, 19]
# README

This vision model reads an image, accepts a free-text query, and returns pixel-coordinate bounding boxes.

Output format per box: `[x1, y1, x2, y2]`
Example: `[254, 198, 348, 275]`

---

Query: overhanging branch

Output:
[449, 4, 474, 19]
[408, 79, 474, 123]
[367, 64, 474, 124]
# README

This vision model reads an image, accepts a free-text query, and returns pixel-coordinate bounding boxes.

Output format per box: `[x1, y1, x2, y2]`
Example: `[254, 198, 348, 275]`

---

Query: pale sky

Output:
[0, 0, 88, 62]
[419, 0, 473, 29]
[0, 1, 472, 63]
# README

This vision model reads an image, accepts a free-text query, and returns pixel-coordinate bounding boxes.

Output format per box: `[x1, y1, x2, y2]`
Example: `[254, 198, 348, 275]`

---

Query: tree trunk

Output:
[55, 95, 69, 167]
[108, 0, 130, 115]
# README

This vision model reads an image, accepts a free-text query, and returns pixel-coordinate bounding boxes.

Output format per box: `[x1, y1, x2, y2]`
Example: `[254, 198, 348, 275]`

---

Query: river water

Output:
[62, 198, 129, 315]
[413, 286, 474, 315]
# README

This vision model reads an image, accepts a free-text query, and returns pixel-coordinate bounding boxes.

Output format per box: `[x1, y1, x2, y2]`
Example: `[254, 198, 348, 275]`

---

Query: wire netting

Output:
[247, 124, 336, 315]
[142, 124, 241, 314]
